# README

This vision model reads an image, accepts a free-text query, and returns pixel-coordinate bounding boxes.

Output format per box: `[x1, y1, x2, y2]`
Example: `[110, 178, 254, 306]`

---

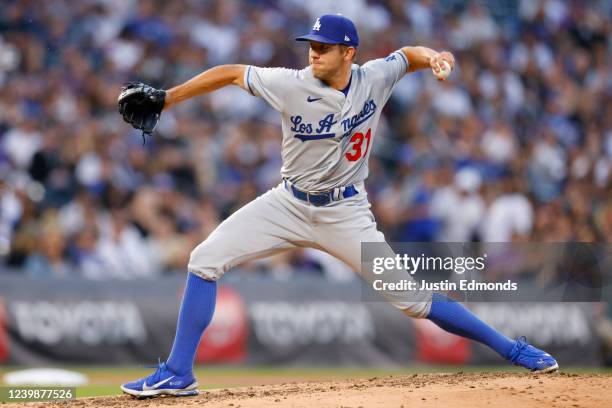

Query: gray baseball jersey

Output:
[243, 50, 409, 191]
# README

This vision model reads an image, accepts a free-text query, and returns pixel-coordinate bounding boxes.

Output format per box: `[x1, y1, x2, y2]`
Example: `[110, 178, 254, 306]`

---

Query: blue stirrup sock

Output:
[427, 293, 514, 359]
[166, 272, 217, 375]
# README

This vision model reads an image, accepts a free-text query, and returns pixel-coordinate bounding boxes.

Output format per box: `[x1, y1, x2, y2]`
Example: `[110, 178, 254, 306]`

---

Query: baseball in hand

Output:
[433, 60, 452, 80]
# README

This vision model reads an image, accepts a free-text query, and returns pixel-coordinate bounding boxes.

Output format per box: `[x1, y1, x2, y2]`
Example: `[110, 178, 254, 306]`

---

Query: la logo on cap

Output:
[313, 18, 321, 31]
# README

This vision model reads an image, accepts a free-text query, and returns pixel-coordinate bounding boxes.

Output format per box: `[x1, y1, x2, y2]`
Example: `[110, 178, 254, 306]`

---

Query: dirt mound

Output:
[9, 372, 612, 408]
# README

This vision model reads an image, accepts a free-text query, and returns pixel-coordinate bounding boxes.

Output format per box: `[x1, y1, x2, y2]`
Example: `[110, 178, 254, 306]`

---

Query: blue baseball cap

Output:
[295, 14, 359, 48]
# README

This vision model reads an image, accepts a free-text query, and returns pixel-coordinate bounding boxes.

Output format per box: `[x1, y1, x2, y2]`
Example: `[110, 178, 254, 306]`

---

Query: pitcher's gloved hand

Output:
[117, 82, 166, 144]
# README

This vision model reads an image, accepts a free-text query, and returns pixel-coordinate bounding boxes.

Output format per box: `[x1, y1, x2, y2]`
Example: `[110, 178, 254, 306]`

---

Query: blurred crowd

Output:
[0, 0, 610, 280]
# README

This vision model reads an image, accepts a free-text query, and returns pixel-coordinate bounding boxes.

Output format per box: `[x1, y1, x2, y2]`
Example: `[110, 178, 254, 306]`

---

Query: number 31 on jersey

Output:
[345, 128, 372, 161]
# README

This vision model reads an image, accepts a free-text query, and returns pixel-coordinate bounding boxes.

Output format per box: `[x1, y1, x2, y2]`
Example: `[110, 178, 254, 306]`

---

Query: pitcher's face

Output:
[308, 42, 353, 80]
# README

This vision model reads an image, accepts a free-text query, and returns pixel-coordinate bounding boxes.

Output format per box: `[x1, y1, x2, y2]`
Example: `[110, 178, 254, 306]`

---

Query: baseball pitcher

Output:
[118, 15, 558, 398]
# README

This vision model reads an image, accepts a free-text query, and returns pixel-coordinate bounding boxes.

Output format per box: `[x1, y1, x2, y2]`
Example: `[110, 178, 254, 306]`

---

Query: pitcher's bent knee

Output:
[187, 241, 227, 281]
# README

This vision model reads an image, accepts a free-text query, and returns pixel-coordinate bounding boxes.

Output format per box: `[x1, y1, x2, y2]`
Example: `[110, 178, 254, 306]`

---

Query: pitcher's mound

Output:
[12, 372, 612, 408]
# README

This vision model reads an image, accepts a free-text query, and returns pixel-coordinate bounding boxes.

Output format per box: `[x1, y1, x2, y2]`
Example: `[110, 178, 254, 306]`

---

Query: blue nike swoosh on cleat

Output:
[307, 96, 323, 102]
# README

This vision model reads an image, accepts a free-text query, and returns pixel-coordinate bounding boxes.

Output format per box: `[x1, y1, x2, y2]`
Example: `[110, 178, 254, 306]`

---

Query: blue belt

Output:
[283, 179, 358, 206]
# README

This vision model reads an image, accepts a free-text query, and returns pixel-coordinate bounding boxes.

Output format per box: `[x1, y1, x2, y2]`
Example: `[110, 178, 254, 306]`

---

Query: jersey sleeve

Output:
[243, 66, 296, 112]
[361, 50, 409, 101]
